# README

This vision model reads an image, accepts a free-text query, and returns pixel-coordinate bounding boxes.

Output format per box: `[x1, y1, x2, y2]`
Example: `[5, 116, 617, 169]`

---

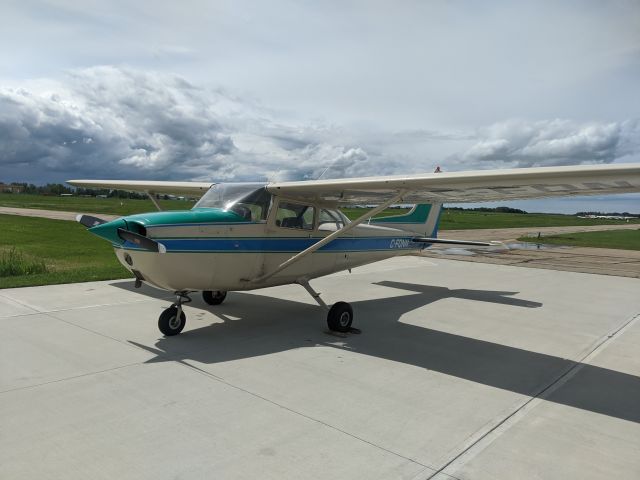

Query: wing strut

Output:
[252, 191, 407, 283]
[145, 191, 162, 211]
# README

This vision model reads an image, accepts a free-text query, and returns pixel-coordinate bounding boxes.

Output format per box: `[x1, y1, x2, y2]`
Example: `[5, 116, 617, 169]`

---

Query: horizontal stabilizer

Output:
[412, 237, 497, 247]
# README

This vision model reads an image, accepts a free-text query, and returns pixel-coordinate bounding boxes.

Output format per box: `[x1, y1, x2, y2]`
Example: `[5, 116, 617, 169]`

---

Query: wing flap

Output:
[267, 164, 640, 204]
[67, 180, 213, 197]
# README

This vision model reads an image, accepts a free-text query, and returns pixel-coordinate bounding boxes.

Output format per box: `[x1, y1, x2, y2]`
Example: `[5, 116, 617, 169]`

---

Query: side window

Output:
[318, 209, 345, 231]
[276, 202, 316, 230]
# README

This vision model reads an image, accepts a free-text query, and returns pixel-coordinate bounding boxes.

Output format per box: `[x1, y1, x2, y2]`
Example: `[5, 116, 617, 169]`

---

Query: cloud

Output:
[0, 66, 396, 182]
[0, 67, 237, 181]
[0, 67, 638, 185]
[460, 119, 639, 167]
[0, 66, 430, 183]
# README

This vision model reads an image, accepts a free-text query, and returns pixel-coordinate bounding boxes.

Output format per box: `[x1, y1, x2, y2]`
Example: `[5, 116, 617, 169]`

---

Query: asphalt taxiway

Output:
[1, 257, 639, 479]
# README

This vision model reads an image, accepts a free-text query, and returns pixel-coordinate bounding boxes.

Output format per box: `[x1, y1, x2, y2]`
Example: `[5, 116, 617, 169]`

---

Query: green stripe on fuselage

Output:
[371, 204, 432, 224]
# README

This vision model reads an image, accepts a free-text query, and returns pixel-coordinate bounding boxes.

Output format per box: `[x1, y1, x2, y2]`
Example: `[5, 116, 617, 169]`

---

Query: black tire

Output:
[158, 306, 186, 336]
[327, 302, 353, 332]
[202, 290, 227, 305]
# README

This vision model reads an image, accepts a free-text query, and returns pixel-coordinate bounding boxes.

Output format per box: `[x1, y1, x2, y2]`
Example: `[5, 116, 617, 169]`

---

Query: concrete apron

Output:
[1, 256, 639, 480]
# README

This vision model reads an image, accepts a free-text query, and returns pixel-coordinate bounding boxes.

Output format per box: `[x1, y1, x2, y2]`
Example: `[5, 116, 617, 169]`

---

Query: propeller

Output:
[76, 214, 107, 228]
[117, 228, 167, 253]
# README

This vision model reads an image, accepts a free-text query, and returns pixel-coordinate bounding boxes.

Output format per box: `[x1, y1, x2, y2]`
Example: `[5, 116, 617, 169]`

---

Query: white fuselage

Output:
[113, 221, 425, 292]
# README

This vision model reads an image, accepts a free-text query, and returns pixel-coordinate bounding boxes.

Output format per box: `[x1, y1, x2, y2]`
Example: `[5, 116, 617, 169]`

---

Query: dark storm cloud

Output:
[0, 67, 236, 181]
[0, 67, 396, 182]
[1, 67, 639, 184]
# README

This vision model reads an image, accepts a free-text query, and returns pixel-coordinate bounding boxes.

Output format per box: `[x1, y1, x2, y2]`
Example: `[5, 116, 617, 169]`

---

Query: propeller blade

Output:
[117, 228, 167, 253]
[76, 214, 108, 228]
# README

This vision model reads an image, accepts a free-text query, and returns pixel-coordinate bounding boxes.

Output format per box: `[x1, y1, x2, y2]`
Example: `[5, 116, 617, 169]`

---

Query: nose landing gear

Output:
[158, 292, 191, 336]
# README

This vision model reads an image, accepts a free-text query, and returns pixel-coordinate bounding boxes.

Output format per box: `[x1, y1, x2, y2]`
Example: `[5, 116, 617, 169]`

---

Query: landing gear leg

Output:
[158, 291, 191, 336]
[297, 278, 355, 333]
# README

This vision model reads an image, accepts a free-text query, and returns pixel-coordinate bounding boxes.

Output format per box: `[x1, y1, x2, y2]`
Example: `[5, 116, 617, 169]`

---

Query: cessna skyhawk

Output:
[68, 163, 640, 336]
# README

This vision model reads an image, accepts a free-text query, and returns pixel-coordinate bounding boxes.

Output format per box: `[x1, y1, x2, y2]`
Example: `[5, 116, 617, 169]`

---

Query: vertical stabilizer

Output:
[370, 203, 443, 237]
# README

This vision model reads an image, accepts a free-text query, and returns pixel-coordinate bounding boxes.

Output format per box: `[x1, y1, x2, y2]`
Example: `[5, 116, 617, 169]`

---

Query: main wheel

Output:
[327, 302, 353, 333]
[202, 290, 227, 305]
[158, 306, 186, 336]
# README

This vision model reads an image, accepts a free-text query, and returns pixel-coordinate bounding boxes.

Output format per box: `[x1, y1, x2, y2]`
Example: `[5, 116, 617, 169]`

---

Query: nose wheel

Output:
[158, 292, 191, 336]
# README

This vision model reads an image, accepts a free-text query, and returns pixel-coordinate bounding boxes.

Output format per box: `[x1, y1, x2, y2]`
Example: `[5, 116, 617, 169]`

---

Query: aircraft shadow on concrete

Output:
[116, 280, 639, 424]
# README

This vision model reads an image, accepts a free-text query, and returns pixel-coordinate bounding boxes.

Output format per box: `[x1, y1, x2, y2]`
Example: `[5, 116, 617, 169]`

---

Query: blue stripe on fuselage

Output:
[122, 236, 426, 253]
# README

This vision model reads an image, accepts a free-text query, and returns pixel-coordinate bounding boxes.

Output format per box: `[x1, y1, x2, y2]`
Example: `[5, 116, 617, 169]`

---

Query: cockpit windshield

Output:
[194, 183, 271, 221]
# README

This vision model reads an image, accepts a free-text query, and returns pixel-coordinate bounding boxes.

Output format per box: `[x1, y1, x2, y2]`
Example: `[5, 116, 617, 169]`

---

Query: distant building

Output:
[0, 183, 25, 193]
[578, 214, 636, 220]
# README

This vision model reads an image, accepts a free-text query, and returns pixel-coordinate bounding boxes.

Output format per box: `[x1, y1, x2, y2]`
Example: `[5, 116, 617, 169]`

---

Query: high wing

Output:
[267, 164, 640, 204]
[67, 180, 213, 197]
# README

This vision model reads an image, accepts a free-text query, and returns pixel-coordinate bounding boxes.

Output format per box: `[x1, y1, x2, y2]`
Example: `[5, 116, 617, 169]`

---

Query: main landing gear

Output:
[202, 290, 227, 305]
[298, 279, 356, 333]
[158, 283, 353, 336]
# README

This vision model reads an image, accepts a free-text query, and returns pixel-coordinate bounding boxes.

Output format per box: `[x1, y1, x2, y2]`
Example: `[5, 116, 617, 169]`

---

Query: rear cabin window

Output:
[276, 202, 316, 230]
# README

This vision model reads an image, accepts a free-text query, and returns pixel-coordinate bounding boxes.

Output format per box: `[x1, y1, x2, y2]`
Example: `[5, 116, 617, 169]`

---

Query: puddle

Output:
[506, 242, 570, 250]
[427, 242, 570, 256]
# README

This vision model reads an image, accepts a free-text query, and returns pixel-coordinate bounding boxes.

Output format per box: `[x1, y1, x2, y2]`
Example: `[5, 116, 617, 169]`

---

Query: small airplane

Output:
[68, 163, 640, 336]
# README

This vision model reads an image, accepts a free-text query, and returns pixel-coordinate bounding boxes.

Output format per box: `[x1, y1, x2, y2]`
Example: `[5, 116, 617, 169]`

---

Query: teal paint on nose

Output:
[88, 218, 127, 245]
[124, 208, 246, 226]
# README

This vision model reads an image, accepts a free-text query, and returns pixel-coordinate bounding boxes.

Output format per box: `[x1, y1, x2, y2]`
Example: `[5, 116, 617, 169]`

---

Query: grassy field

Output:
[1, 211, 638, 289]
[517, 229, 640, 251]
[342, 208, 640, 230]
[0, 214, 130, 289]
[2, 194, 638, 230]
[0, 193, 195, 216]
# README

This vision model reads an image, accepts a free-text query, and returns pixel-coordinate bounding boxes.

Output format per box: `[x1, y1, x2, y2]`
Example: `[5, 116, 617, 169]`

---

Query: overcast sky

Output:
[1, 0, 639, 212]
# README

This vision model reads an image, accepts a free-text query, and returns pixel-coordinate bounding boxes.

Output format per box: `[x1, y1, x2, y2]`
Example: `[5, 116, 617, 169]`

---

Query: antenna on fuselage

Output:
[316, 155, 349, 180]
[317, 165, 332, 180]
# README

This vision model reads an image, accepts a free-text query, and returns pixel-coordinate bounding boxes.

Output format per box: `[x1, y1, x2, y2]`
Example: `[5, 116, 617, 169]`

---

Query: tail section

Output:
[370, 203, 443, 237]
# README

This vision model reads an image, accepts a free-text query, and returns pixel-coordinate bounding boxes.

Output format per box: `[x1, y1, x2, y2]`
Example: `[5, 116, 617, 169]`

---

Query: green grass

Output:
[342, 208, 640, 230]
[2, 194, 638, 230]
[0, 214, 130, 289]
[517, 229, 640, 250]
[0, 193, 195, 216]
[0, 199, 640, 288]
[0, 248, 49, 277]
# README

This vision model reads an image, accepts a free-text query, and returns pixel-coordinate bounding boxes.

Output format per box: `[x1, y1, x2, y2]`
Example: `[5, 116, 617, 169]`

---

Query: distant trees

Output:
[445, 206, 528, 214]
[0, 181, 148, 199]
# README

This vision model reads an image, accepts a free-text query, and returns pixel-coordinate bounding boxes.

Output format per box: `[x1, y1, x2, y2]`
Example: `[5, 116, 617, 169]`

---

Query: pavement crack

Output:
[0, 362, 142, 394]
[172, 358, 436, 472]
